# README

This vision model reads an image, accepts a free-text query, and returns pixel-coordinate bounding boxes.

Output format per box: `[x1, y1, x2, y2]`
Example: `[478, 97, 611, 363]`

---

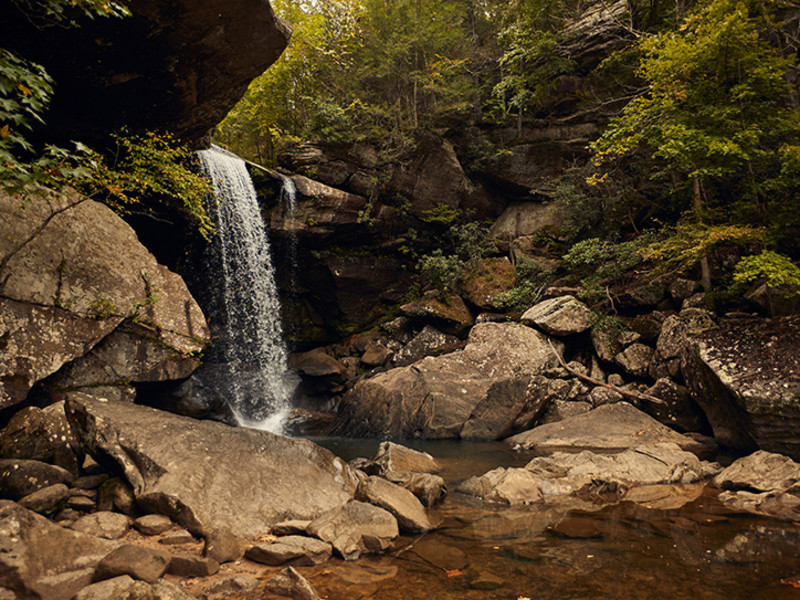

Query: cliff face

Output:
[2, 0, 291, 147]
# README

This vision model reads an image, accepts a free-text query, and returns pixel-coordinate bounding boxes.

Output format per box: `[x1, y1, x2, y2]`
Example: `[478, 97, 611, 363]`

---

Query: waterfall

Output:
[196, 145, 297, 433]
[278, 173, 299, 273]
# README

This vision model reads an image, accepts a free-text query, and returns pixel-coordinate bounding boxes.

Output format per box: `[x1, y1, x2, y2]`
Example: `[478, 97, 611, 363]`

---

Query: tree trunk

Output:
[694, 177, 712, 291]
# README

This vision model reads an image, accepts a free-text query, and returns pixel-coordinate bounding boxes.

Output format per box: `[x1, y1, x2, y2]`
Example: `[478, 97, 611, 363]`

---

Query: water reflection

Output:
[300, 439, 800, 600]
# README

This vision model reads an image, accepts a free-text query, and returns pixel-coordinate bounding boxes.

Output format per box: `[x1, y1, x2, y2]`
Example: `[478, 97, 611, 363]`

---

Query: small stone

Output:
[94, 544, 171, 583]
[134, 514, 173, 536]
[203, 528, 243, 563]
[271, 520, 311, 536]
[587, 386, 624, 407]
[18, 483, 70, 513]
[263, 566, 320, 600]
[202, 576, 260, 598]
[166, 553, 219, 577]
[469, 571, 505, 591]
[72, 474, 110, 489]
[158, 528, 195, 545]
[97, 477, 137, 516]
[150, 579, 196, 600]
[73, 575, 154, 600]
[245, 535, 332, 566]
[71, 511, 130, 539]
[67, 495, 97, 511]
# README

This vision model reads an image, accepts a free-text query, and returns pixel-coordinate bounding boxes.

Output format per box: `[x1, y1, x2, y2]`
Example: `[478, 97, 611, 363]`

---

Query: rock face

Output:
[0, 500, 117, 600]
[683, 316, 800, 457]
[0, 0, 291, 146]
[507, 402, 709, 455]
[65, 398, 358, 537]
[459, 443, 719, 506]
[331, 322, 562, 439]
[0, 189, 209, 411]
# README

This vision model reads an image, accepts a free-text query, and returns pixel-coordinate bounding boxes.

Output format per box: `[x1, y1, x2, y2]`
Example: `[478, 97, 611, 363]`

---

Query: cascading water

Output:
[278, 173, 299, 273]
[196, 145, 297, 433]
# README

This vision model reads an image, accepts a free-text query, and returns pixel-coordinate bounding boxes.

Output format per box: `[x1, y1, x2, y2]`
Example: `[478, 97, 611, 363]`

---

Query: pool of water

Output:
[305, 438, 800, 600]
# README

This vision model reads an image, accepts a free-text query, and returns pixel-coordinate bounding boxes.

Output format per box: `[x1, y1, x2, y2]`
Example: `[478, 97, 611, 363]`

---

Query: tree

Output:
[590, 0, 800, 285]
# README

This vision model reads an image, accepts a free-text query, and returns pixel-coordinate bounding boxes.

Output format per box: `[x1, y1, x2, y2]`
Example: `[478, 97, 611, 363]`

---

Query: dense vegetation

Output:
[218, 0, 800, 310]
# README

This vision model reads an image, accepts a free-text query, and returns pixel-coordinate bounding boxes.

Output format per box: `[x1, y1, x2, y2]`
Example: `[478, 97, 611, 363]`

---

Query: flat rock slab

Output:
[307, 500, 398, 561]
[158, 529, 195, 545]
[134, 514, 173, 536]
[66, 398, 357, 537]
[18, 483, 70, 513]
[0, 500, 117, 600]
[364, 441, 440, 476]
[166, 553, 219, 577]
[459, 443, 720, 506]
[506, 402, 708, 455]
[71, 511, 130, 539]
[355, 476, 433, 533]
[245, 535, 332, 566]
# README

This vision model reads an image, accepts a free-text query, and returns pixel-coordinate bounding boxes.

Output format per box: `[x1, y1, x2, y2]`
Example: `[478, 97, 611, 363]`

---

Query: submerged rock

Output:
[65, 398, 358, 537]
[506, 402, 709, 455]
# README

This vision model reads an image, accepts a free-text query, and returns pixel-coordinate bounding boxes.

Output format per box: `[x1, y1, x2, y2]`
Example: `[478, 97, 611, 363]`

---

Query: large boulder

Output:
[0, 0, 291, 146]
[506, 402, 709, 455]
[65, 398, 358, 537]
[0, 189, 209, 411]
[331, 322, 562, 439]
[0, 500, 117, 600]
[682, 316, 800, 457]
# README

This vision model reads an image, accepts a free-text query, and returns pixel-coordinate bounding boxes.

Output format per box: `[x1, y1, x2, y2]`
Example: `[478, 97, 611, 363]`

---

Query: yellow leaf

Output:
[18, 84, 31, 96]
[0, 124, 9, 138]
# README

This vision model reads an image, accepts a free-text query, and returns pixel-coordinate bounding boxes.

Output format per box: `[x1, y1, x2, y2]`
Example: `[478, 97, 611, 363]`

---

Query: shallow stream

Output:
[305, 439, 800, 600]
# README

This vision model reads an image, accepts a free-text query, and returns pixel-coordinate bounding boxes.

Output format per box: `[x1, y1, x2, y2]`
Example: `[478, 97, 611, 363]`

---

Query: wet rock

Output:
[682, 316, 800, 456]
[550, 515, 604, 539]
[460, 443, 719, 505]
[392, 326, 461, 368]
[202, 528, 243, 563]
[521, 295, 592, 336]
[622, 483, 705, 510]
[717, 490, 800, 520]
[383, 471, 447, 507]
[263, 566, 321, 600]
[134, 515, 173, 536]
[411, 538, 468, 571]
[0, 459, 73, 500]
[158, 529, 195, 545]
[469, 571, 505, 590]
[73, 576, 154, 600]
[355, 476, 433, 533]
[283, 408, 337, 437]
[245, 535, 332, 566]
[288, 348, 346, 378]
[166, 553, 219, 577]
[0, 500, 116, 600]
[94, 544, 171, 584]
[332, 323, 562, 439]
[715, 526, 800, 563]
[306, 501, 398, 560]
[0, 402, 80, 474]
[66, 398, 357, 538]
[507, 402, 709, 454]
[71, 511, 130, 540]
[399, 294, 474, 335]
[271, 520, 312, 536]
[18, 483, 70, 514]
[202, 576, 260, 598]
[614, 343, 654, 377]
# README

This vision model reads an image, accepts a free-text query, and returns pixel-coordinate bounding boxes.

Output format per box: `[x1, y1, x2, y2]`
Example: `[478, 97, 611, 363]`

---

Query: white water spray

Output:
[197, 145, 297, 433]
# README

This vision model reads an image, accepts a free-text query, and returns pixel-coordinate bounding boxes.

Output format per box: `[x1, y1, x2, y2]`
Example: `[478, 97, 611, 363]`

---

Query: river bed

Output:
[304, 439, 800, 600]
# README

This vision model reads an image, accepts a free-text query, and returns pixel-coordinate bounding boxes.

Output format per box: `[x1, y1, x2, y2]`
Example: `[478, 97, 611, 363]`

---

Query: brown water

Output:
[308, 439, 800, 600]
